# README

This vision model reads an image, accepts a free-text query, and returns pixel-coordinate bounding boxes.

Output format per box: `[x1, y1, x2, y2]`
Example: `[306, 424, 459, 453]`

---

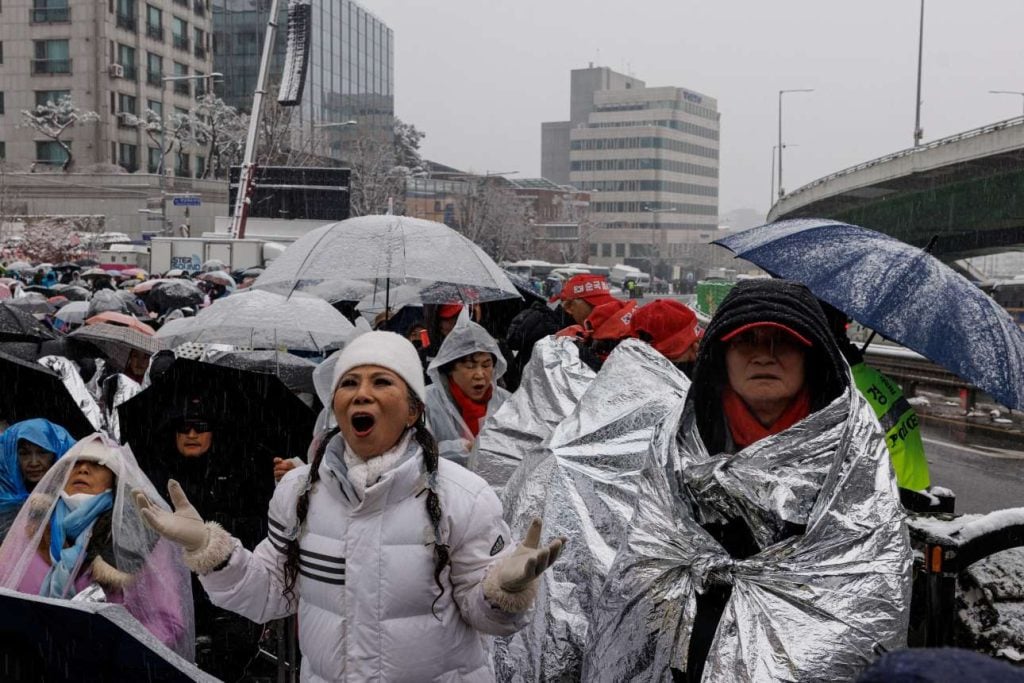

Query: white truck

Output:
[148, 237, 286, 274]
[609, 263, 651, 288]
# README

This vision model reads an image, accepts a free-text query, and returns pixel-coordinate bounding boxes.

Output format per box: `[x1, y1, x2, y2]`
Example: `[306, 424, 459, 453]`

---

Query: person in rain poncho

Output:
[584, 279, 911, 682]
[0, 433, 194, 658]
[136, 331, 566, 682]
[0, 419, 76, 542]
[426, 311, 511, 466]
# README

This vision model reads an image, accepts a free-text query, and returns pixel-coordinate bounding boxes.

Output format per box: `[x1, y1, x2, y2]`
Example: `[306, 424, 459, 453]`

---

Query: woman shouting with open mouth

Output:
[136, 330, 565, 682]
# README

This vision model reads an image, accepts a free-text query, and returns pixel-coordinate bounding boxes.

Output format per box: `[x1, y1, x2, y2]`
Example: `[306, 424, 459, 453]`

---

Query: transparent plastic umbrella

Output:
[156, 289, 355, 352]
[252, 215, 521, 305]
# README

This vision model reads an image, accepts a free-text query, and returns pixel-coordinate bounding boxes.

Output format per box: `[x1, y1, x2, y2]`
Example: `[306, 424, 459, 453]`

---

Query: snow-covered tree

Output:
[193, 94, 247, 178]
[18, 215, 104, 263]
[20, 95, 100, 172]
[127, 106, 214, 174]
[451, 179, 531, 262]
[348, 117, 426, 216]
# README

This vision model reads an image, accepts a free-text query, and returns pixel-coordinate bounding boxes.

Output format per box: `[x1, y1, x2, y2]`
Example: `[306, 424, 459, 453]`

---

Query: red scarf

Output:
[448, 380, 493, 437]
[721, 385, 811, 449]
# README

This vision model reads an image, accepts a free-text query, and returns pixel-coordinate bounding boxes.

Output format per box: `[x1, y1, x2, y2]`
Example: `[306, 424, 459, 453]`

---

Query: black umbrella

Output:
[52, 284, 91, 302]
[0, 588, 215, 682]
[206, 350, 317, 395]
[118, 358, 316, 465]
[23, 284, 58, 297]
[0, 302, 56, 342]
[74, 258, 100, 267]
[0, 350, 96, 437]
[145, 280, 205, 315]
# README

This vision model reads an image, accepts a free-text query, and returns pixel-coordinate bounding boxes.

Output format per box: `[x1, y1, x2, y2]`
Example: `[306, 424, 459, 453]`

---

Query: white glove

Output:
[497, 517, 565, 593]
[134, 480, 233, 574]
[484, 517, 565, 612]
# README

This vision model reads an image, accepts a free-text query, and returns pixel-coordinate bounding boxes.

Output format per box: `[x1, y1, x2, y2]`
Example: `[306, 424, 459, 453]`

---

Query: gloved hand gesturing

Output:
[485, 517, 566, 612]
[498, 517, 565, 592]
[134, 480, 232, 574]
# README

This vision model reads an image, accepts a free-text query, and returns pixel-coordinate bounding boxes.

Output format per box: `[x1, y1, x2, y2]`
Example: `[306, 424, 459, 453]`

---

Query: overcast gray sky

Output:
[368, 0, 1024, 218]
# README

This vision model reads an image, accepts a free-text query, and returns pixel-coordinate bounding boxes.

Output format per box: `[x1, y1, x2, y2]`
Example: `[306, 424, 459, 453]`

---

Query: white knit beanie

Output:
[330, 331, 427, 404]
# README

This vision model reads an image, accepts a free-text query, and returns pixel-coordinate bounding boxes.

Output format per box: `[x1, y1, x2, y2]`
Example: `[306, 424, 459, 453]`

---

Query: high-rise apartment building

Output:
[213, 0, 393, 159]
[542, 66, 720, 279]
[0, 0, 214, 173]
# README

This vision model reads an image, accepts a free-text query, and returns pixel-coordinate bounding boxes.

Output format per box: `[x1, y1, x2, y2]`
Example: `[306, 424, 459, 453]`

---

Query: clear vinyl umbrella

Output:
[252, 215, 522, 306]
[155, 289, 355, 353]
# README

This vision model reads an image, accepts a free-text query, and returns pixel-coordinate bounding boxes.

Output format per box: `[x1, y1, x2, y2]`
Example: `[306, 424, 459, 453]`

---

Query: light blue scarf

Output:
[39, 491, 114, 598]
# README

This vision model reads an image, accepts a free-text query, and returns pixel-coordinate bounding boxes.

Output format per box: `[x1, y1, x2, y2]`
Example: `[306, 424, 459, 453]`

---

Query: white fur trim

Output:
[482, 562, 539, 614]
[330, 331, 427, 403]
[90, 556, 134, 590]
[342, 431, 412, 497]
[183, 522, 234, 575]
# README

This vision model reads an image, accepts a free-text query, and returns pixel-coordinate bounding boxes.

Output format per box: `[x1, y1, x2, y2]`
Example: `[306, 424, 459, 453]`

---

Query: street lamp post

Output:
[989, 90, 1024, 117]
[913, 0, 925, 146]
[770, 144, 778, 208]
[158, 72, 222, 232]
[778, 88, 813, 199]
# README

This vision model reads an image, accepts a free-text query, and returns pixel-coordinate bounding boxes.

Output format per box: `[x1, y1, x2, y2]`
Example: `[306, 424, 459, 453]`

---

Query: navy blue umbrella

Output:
[714, 219, 1024, 410]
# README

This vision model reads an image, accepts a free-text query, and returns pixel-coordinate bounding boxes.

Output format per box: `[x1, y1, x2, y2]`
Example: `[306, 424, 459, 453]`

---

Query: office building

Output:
[213, 0, 393, 159]
[541, 65, 720, 280]
[0, 0, 215, 174]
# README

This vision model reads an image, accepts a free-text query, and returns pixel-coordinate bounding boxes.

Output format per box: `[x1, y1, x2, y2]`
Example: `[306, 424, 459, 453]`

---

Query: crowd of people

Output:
[0, 259, 976, 682]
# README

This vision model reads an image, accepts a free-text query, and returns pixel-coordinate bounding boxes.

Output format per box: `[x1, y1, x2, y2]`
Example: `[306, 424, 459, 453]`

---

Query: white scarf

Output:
[342, 430, 414, 498]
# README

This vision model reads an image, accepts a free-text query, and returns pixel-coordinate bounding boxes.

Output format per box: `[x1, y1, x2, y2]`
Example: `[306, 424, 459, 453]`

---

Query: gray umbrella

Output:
[69, 323, 165, 371]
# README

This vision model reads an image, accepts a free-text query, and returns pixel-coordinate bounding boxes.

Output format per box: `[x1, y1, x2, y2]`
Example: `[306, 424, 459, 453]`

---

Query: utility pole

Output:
[778, 89, 813, 199]
[914, 0, 925, 146]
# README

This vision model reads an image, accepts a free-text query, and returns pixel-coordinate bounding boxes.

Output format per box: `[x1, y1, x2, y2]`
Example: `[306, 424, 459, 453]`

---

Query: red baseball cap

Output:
[720, 321, 813, 347]
[549, 274, 617, 306]
[586, 300, 638, 341]
[630, 299, 702, 359]
[438, 304, 463, 319]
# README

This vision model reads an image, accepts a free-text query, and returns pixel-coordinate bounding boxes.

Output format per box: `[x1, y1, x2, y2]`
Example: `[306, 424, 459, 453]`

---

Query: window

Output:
[0, 93, 4, 115]
[146, 99, 161, 116]
[0, 142, 5, 160]
[172, 62, 188, 95]
[589, 243, 598, 257]
[193, 27, 205, 58]
[0, 42, 3, 64]
[195, 154, 204, 177]
[117, 43, 137, 80]
[194, 70, 206, 96]
[32, 0, 69, 22]
[175, 151, 190, 177]
[118, 142, 138, 171]
[147, 146, 161, 173]
[35, 89, 69, 108]
[601, 243, 612, 258]
[237, 32, 258, 56]
[115, 0, 136, 30]
[615, 243, 626, 257]
[146, 52, 162, 86]
[117, 92, 136, 126]
[32, 39, 70, 74]
[145, 4, 162, 40]
[36, 140, 69, 166]
[171, 16, 188, 51]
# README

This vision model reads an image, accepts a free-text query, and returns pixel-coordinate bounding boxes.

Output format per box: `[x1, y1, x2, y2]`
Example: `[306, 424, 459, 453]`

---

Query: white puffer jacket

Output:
[200, 432, 529, 682]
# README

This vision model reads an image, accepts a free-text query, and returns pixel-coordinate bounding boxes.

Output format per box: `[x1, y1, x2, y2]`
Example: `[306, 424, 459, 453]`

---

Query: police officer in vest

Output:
[823, 303, 931, 492]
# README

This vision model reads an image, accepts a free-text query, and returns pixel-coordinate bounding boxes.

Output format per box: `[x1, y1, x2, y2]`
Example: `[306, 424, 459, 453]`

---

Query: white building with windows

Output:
[0, 0, 214, 174]
[541, 66, 721, 280]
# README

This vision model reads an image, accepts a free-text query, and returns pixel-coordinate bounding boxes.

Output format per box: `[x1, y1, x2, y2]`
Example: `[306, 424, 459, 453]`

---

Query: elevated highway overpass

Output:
[768, 117, 1024, 259]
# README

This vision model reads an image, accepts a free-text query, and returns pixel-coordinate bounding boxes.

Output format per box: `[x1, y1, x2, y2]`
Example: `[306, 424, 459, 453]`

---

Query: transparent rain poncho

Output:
[492, 339, 691, 681]
[583, 387, 912, 682]
[0, 433, 194, 660]
[425, 311, 510, 466]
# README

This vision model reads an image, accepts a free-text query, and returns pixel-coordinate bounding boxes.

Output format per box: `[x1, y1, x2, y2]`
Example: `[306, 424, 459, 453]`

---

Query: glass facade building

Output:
[213, 0, 393, 157]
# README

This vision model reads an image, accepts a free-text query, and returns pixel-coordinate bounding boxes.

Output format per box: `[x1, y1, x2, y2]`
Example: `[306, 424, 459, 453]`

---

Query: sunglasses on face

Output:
[175, 421, 211, 434]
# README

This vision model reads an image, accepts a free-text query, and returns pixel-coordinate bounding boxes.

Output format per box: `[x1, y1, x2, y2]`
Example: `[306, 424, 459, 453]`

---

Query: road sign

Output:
[172, 196, 202, 207]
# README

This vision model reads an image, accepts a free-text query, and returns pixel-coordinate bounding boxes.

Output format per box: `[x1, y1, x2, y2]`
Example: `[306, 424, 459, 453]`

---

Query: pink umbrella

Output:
[84, 311, 156, 336]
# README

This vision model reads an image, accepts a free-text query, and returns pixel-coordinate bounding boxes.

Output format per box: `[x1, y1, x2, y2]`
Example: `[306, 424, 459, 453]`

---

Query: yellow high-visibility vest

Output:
[851, 362, 930, 490]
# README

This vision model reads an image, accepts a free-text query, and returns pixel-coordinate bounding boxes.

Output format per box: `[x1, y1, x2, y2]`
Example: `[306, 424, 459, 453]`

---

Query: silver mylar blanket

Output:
[37, 355, 104, 431]
[472, 336, 596, 492]
[583, 386, 912, 682]
[487, 339, 691, 681]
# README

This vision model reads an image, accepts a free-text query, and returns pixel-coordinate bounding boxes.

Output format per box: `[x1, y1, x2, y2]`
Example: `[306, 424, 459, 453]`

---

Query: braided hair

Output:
[280, 393, 451, 616]
[282, 426, 339, 608]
